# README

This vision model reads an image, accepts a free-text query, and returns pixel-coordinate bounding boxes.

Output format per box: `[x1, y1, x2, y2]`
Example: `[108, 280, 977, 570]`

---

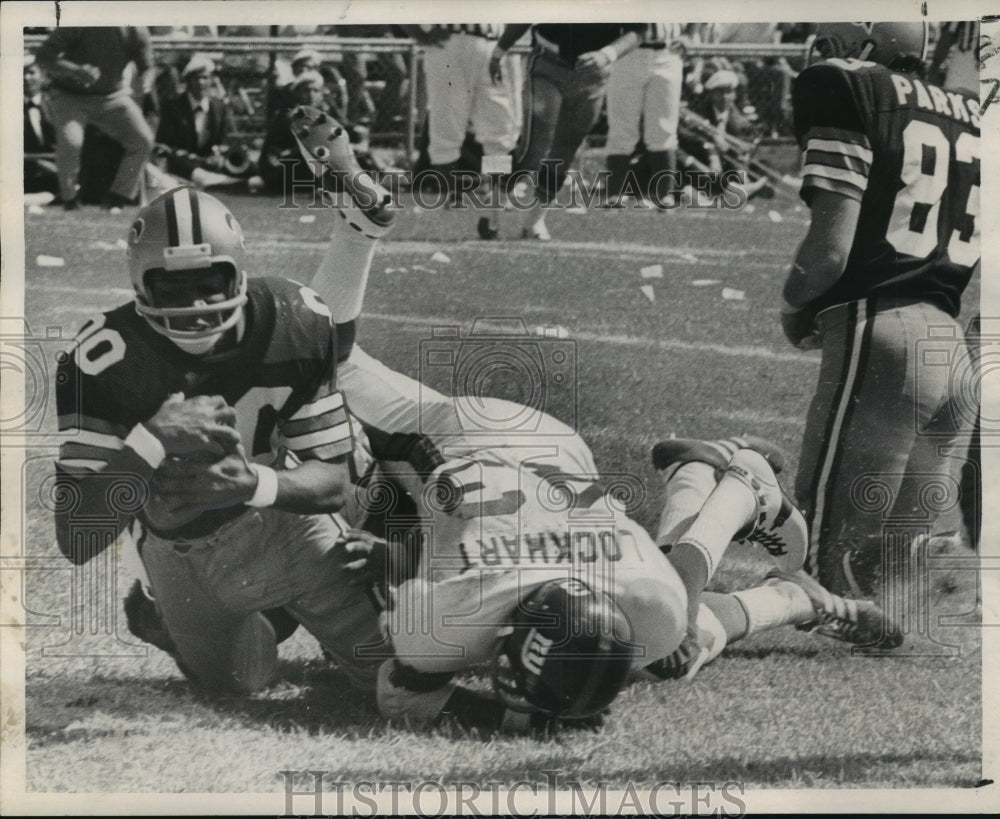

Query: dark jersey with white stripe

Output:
[793, 59, 980, 316]
[56, 276, 353, 537]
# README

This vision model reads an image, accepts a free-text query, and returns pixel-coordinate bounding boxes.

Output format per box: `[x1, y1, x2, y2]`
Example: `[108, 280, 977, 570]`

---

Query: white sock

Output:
[310, 212, 383, 324]
[656, 462, 718, 550]
[672, 471, 757, 583]
[731, 580, 815, 635]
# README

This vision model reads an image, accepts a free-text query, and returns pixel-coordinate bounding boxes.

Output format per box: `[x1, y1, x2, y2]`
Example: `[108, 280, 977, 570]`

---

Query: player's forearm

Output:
[604, 30, 641, 61]
[265, 459, 351, 515]
[783, 238, 849, 307]
[784, 191, 860, 307]
[496, 24, 531, 52]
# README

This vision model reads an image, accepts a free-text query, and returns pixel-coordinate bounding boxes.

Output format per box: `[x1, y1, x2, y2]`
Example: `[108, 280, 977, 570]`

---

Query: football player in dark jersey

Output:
[779, 22, 980, 598]
[53, 185, 392, 694]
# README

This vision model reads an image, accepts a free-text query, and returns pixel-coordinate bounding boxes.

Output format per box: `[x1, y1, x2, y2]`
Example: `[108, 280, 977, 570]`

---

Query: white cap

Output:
[292, 48, 322, 67]
[704, 70, 739, 91]
[183, 53, 216, 77]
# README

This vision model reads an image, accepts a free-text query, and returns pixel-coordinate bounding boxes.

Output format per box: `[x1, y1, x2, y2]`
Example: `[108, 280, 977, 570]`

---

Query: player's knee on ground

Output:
[178, 613, 279, 695]
[614, 575, 688, 668]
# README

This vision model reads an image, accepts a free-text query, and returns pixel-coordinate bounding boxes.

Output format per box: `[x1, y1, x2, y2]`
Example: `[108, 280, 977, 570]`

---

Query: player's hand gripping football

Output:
[145, 392, 241, 458]
[153, 444, 260, 515]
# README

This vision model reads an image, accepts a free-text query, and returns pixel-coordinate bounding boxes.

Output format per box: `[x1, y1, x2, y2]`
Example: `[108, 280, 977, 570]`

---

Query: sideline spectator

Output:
[269, 49, 348, 124]
[24, 60, 59, 195]
[259, 71, 328, 194]
[156, 54, 237, 187]
[678, 70, 771, 199]
[35, 26, 156, 210]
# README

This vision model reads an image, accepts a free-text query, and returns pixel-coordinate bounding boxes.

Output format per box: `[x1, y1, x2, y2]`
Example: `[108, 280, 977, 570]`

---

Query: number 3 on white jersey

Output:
[886, 120, 979, 267]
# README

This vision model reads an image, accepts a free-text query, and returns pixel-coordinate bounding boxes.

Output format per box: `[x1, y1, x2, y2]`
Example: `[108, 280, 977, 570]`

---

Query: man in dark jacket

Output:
[156, 54, 234, 185]
[24, 60, 59, 195]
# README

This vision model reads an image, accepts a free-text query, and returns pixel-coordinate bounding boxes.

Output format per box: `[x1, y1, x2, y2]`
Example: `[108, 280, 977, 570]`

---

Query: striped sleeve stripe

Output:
[805, 137, 873, 164]
[57, 458, 109, 472]
[301, 439, 355, 461]
[289, 391, 344, 421]
[60, 440, 121, 460]
[59, 428, 125, 451]
[282, 422, 353, 453]
[803, 162, 868, 189]
[804, 147, 871, 177]
[57, 413, 129, 438]
[803, 126, 871, 150]
[801, 173, 866, 202]
[282, 400, 349, 440]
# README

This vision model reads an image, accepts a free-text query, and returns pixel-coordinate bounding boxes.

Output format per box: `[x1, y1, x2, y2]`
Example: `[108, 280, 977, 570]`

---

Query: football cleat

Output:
[652, 435, 787, 478]
[767, 569, 903, 649]
[724, 449, 807, 572]
[477, 215, 500, 240]
[289, 105, 394, 234]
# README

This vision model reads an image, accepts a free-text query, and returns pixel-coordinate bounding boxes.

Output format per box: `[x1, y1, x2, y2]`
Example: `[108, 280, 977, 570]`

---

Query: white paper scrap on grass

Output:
[640, 264, 663, 279]
[36, 255, 65, 267]
[298, 215, 316, 223]
[722, 288, 745, 301]
[431, 251, 451, 264]
[691, 279, 721, 287]
[768, 210, 783, 223]
[640, 285, 655, 303]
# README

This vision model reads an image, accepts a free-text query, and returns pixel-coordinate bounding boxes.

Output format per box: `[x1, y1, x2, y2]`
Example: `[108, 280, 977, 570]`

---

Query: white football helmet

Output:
[128, 187, 248, 355]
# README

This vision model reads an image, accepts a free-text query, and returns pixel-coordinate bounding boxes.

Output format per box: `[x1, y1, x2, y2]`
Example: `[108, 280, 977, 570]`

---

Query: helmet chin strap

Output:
[858, 40, 876, 61]
[167, 308, 247, 357]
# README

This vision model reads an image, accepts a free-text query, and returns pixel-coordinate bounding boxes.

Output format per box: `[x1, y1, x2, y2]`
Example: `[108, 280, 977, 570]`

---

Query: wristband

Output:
[599, 45, 618, 63]
[124, 424, 166, 469]
[246, 464, 279, 508]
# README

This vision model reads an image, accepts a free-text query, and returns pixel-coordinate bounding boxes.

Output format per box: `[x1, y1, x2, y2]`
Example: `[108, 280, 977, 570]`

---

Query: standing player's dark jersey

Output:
[793, 58, 980, 316]
[55, 276, 353, 538]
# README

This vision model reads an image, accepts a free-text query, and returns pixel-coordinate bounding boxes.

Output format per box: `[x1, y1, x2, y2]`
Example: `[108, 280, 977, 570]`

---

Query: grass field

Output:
[12, 162, 985, 801]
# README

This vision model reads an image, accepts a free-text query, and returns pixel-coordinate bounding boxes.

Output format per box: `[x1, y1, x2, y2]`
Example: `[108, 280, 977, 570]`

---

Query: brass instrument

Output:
[678, 105, 799, 197]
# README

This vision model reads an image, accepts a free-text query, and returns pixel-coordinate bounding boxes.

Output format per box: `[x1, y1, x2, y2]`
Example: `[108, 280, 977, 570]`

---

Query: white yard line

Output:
[26, 284, 815, 365]
[247, 238, 790, 266]
[361, 311, 813, 364]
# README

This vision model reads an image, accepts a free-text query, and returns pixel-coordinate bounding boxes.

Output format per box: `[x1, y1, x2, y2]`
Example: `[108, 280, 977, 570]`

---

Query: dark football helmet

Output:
[809, 22, 929, 73]
[491, 577, 638, 719]
[128, 187, 248, 355]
